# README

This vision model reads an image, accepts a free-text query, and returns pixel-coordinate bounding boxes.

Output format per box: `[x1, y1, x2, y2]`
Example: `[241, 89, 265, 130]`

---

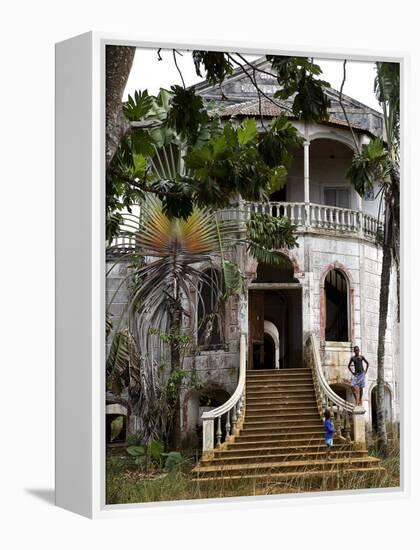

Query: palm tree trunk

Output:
[167, 270, 183, 450]
[168, 307, 182, 450]
[377, 237, 392, 457]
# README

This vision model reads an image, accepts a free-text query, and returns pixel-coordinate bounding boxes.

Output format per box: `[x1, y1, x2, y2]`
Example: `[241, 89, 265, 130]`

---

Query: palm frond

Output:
[106, 328, 140, 399]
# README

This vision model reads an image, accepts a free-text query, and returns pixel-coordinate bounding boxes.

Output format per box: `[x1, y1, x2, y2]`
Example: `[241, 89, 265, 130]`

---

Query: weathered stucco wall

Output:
[106, 223, 400, 439]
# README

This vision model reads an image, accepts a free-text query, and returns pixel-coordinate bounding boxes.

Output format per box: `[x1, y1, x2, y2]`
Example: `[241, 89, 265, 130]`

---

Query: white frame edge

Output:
[55, 31, 410, 519]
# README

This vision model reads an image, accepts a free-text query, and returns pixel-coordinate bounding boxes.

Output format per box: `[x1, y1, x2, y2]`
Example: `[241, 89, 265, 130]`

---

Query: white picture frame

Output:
[55, 32, 409, 518]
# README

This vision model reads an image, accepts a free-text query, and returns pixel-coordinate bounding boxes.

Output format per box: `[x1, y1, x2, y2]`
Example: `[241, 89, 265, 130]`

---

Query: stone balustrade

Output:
[107, 201, 383, 258]
[245, 201, 382, 239]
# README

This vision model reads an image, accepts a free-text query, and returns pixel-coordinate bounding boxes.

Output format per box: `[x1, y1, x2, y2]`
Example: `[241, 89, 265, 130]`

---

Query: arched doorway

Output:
[325, 268, 349, 342]
[371, 385, 393, 432]
[248, 259, 302, 369]
[264, 320, 280, 369]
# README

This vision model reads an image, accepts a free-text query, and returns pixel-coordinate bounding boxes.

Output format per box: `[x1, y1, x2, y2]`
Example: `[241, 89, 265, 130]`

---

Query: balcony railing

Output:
[244, 201, 382, 239]
[107, 201, 383, 258]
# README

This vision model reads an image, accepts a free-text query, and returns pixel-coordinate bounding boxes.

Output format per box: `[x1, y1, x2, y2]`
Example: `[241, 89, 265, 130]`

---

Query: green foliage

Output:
[126, 440, 169, 470]
[162, 451, 183, 472]
[126, 445, 146, 467]
[166, 85, 209, 141]
[375, 63, 400, 110]
[149, 440, 165, 463]
[184, 119, 288, 208]
[192, 51, 233, 84]
[106, 54, 332, 239]
[106, 328, 140, 397]
[267, 55, 331, 123]
[126, 434, 140, 446]
[346, 138, 391, 196]
[258, 115, 304, 169]
[126, 445, 145, 456]
[246, 213, 299, 266]
[123, 90, 154, 121]
[222, 259, 245, 299]
[237, 117, 258, 145]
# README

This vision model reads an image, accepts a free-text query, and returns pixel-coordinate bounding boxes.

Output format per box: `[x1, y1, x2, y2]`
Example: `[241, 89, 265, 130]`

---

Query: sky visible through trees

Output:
[124, 48, 381, 111]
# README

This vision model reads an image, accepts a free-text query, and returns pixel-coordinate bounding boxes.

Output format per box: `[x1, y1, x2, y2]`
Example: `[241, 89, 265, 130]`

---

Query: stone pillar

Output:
[202, 418, 214, 461]
[304, 140, 310, 226]
[352, 406, 367, 450]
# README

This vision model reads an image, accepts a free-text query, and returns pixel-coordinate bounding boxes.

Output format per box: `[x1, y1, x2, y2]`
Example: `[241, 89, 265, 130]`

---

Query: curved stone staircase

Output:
[193, 368, 383, 484]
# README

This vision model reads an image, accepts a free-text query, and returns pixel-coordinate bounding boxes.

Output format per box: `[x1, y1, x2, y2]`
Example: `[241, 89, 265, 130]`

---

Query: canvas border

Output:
[55, 31, 410, 518]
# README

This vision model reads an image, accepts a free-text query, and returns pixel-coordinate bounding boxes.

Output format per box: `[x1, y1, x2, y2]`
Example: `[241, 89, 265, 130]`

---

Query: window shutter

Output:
[324, 188, 336, 206]
[338, 188, 350, 208]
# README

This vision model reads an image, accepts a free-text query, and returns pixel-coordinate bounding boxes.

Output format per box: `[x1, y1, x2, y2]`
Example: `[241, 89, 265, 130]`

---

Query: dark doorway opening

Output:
[248, 261, 303, 370]
[248, 288, 302, 369]
[263, 333, 276, 369]
[325, 269, 349, 341]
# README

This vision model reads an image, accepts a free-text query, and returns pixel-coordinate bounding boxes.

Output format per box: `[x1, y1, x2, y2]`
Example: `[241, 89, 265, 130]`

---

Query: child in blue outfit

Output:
[324, 409, 335, 460]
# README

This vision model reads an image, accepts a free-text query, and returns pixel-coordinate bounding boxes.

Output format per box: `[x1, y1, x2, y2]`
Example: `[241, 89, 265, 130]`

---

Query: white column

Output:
[202, 419, 214, 461]
[304, 140, 310, 203]
[352, 406, 367, 450]
[304, 140, 310, 226]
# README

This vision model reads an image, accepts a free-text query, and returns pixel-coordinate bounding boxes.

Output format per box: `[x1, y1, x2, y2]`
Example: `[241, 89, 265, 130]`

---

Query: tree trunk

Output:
[168, 310, 182, 450]
[167, 273, 183, 451]
[106, 45, 136, 167]
[377, 236, 392, 457]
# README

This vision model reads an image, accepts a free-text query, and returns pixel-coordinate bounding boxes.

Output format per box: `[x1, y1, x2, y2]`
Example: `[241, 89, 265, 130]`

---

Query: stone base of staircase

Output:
[193, 369, 383, 485]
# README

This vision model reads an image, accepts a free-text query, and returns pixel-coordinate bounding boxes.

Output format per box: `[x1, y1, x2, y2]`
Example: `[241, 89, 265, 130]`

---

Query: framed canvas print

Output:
[55, 32, 406, 518]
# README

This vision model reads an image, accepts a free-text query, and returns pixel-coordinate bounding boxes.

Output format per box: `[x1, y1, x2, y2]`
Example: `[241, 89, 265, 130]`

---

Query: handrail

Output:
[201, 333, 247, 459]
[202, 333, 246, 420]
[310, 333, 355, 413]
[306, 333, 354, 442]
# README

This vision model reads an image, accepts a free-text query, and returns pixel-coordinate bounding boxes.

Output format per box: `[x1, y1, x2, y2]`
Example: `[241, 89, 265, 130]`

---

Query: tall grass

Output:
[106, 438, 400, 505]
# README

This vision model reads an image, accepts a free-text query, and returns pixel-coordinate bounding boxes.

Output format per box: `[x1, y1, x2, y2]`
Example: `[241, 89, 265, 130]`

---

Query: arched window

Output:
[197, 268, 223, 348]
[325, 268, 349, 341]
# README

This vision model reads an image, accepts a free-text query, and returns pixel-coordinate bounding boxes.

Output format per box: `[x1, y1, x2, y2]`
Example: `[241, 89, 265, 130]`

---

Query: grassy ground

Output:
[106, 437, 400, 505]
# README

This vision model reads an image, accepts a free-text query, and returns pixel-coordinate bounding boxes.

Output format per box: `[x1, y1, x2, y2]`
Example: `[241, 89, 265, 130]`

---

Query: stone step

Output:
[247, 384, 315, 391]
[245, 411, 320, 420]
[194, 457, 381, 477]
[225, 439, 349, 450]
[194, 466, 385, 483]
[211, 449, 368, 464]
[246, 380, 314, 387]
[220, 442, 354, 456]
[247, 392, 317, 400]
[240, 424, 323, 436]
[246, 397, 318, 406]
[241, 417, 322, 433]
[245, 404, 320, 413]
[246, 369, 311, 377]
[247, 380, 314, 387]
[238, 431, 325, 443]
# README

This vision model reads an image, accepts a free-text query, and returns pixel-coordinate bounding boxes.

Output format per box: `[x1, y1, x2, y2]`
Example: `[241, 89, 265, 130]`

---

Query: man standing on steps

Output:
[348, 346, 369, 407]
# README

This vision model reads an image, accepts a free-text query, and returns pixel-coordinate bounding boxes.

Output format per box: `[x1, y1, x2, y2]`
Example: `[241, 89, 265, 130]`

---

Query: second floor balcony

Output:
[244, 201, 382, 241]
[109, 199, 382, 260]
